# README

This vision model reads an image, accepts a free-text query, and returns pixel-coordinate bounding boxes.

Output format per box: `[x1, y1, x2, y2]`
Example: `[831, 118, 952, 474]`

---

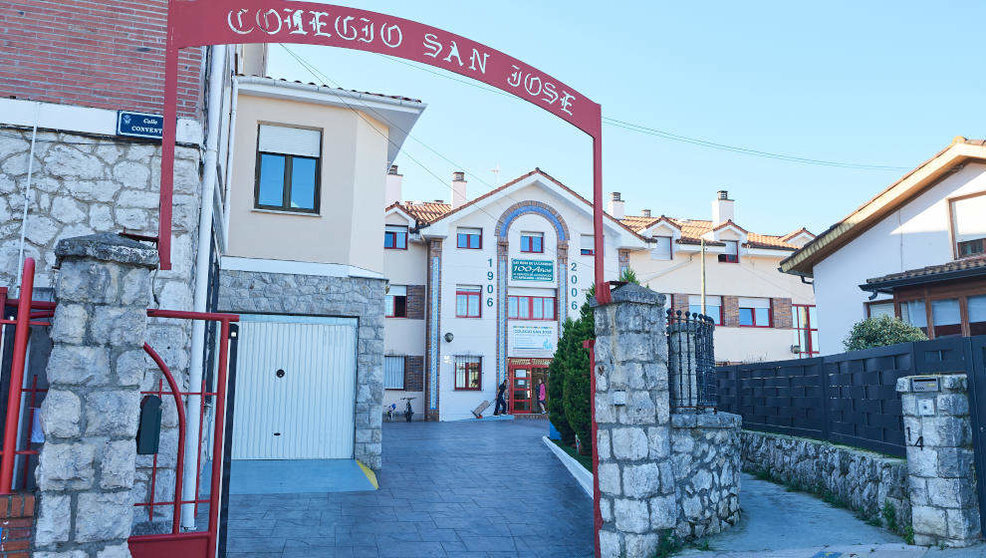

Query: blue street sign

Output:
[117, 111, 164, 140]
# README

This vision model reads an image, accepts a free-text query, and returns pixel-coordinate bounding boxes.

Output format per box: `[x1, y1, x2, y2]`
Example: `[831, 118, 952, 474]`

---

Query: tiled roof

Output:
[619, 216, 807, 251]
[396, 201, 452, 225]
[863, 256, 986, 289]
[242, 75, 424, 103]
[390, 169, 647, 240]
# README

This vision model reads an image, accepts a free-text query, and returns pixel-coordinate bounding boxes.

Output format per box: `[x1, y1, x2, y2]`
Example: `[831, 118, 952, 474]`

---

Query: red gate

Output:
[0, 258, 53, 495]
[127, 309, 238, 558]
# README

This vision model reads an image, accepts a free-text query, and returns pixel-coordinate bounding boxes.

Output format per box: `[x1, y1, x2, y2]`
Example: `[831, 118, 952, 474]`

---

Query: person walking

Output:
[494, 380, 508, 415]
[537, 379, 547, 414]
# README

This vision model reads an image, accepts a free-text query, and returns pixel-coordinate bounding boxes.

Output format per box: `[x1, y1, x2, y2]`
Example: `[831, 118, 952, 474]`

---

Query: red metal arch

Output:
[159, 0, 609, 302]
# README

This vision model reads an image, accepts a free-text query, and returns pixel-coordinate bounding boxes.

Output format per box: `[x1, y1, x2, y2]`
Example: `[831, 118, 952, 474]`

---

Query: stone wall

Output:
[218, 269, 386, 471]
[741, 430, 911, 534]
[1, 127, 203, 530]
[671, 412, 742, 539]
[592, 283, 742, 557]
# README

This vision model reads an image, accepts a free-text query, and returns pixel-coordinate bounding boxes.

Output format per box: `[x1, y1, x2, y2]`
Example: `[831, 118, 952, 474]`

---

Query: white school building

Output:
[382, 169, 817, 421]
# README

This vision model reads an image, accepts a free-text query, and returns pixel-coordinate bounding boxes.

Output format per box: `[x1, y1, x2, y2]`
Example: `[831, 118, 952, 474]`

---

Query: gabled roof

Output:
[395, 168, 648, 241]
[620, 217, 807, 251]
[781, 137, 986, 276]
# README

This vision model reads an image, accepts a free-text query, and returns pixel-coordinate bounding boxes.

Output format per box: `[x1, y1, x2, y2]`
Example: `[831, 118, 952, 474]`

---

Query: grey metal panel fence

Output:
[716, 337, 983, 458]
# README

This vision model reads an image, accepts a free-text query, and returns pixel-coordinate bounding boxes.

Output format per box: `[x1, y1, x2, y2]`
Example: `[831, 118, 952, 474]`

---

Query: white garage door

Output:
[232, 315, 357, 460]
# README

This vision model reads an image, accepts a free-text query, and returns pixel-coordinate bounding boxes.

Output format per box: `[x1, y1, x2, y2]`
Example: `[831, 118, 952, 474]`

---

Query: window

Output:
[718, 240, 739, 263]
[738, 297, 771, 327]
[385, 225, 408, 250]
[255, 124, 321, 212]
[384, 356, 405, 390]
[866, 300, 895, 319]
[455, 286, 482, 318]
[454, 356, 482, 390]
[508, 295, 556, 320]
[386, 285, 407, 318]
[520, 232, 544, 253]
[457, 227, 482, 249]
[688, 295, 722, 325]
[580, 234, 594, 256]
[970, 295, 986, 336]
[900, 299, 928, 335]
[931, 298, 962, 338]
[651, 236, 672, 260]
[792, 304, 819, 358]
[951, 193, 986, 258]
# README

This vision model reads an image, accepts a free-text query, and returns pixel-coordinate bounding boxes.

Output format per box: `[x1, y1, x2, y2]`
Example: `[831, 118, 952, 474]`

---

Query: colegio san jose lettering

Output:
[225, 7, 578, 117]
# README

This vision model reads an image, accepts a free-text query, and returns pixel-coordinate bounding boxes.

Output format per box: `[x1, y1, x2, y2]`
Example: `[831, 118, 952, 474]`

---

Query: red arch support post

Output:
[159, 0, 610, 303]
[159, 3, 609, 556]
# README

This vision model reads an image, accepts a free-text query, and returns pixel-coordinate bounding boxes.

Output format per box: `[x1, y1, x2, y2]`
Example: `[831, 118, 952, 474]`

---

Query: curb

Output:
[542, 436, 593, 497]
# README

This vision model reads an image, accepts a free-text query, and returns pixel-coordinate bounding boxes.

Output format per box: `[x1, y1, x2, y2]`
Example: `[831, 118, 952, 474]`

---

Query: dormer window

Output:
[255, 124, 321, 213]
[718, 240, 739, 263]
[951, 193, 986, 258]
[385, 225, 408, 250]
[520, 232, 544, 253]
[651, 236, 672, 260]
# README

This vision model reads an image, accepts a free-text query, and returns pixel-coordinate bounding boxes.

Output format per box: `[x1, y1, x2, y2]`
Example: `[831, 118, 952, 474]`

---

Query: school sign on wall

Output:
[511, 259, 553, 281]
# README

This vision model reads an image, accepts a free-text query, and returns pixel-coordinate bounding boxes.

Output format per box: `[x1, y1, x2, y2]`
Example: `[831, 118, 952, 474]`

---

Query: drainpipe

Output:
[181, 44, 226, 530]
[221, 77, 238, 248]
[15, 103, 40, 290]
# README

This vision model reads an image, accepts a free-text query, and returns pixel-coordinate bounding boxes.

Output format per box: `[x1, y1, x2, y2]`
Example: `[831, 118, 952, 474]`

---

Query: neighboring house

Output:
[383, 168, 647, 421]
[618, 191, 817, 363]
[218, 74, 425, 471]
[781, 137, 986, 354]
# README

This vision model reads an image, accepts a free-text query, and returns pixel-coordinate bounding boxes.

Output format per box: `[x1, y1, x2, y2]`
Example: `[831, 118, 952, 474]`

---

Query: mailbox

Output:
[911, 377, 940, 393]
[136, 395, 163, 455]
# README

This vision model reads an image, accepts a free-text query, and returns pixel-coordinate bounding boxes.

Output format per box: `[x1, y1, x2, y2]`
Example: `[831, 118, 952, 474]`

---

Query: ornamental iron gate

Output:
[127, 310, 238, 558]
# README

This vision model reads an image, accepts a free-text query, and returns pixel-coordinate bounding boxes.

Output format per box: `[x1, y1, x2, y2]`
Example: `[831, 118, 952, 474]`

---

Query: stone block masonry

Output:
[33, 233, 158, 557]
[218, 269, 386, 471]
[0, 126, 204, 530]
[898, 374, 981, 547]
[740, 430, 911, 534]
[592, 283, 741, 557]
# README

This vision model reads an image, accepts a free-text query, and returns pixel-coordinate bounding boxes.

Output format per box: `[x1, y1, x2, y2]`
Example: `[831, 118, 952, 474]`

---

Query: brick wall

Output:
[672, 292, 691, 317]
[404, 356, 424, 392]
[722, 296, 740, 328]
[771, 298, 793, 329]
[0, 493, 34, 557]
[0, 1, 203, 118]
[406, 285, 426, 320]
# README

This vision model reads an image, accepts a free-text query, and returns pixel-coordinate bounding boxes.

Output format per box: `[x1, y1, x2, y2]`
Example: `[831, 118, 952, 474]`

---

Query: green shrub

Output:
[560, 300, 594, 454]
[547, 342, 574, 444]
[843, 315, 927, 351]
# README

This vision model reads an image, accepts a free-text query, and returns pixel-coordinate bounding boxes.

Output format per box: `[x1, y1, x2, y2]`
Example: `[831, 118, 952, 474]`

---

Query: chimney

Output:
[712, 190, 734, 225]
[451, 171, 468, 209]
[608, 192, 625, 219]
[385, 165, 403, 206]
[641, 209, 652, 218]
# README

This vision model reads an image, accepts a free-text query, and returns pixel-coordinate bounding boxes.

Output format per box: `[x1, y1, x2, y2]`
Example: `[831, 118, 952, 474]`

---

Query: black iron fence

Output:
[667, 310, 717, 411]
[716, 336, 985, 457]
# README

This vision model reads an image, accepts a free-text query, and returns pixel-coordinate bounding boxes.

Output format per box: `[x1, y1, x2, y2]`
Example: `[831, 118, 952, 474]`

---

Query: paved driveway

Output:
[224, 419, 594, 557]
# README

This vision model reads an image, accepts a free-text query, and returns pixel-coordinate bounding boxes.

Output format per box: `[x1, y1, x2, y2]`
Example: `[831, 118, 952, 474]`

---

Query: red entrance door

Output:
[508, 360, 550, 414]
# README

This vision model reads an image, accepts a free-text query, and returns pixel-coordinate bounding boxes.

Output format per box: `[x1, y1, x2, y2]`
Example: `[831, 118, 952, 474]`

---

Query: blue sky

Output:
[269, 1, 985, 235]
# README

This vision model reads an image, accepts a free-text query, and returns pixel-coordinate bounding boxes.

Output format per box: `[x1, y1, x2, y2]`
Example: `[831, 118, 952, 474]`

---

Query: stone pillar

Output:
[33, 233, 157, 558]
[592, 284, 677, 558]
[897, 374, 981, 547]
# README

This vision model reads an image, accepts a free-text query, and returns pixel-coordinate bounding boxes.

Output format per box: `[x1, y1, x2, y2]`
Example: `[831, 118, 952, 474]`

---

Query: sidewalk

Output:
[679, 474, 986, 558]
